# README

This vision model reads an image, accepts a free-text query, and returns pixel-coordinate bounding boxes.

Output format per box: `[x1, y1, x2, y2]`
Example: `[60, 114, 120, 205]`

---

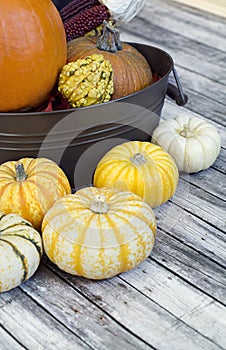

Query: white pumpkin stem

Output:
[180, 124, 194, 138]
[15, 163, 27, 182]
[131, 153, 146, 165]
[90, 194, 108, 214]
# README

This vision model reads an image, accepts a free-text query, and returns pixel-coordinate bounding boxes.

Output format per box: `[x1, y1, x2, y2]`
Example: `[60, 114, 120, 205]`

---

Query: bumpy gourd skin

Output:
[58, 54, 114, 107]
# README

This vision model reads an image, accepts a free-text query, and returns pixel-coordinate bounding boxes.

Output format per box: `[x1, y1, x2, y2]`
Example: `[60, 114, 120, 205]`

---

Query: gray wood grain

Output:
[154, 199, 226, 267]
[213, 148, 226, 173]
[20, 265, 152, 350]
[0, 326, 25, 350]
[171, 178, 226, 231]
[153, 230, 226, 304]
[120, 259, 226, 349]
[44, 259, 224, 350]
[43, 254, 226, 349]
[0, 286, 92, 350]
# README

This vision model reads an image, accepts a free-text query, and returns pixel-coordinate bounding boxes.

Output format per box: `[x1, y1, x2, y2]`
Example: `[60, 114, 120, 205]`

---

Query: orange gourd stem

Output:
[97, 20, 122, 53]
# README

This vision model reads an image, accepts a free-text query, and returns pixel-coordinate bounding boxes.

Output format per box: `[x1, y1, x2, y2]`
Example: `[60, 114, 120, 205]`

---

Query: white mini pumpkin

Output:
[152, 115, 221, 173]
[42, 186, 156, 280]
[99, 0, 146, 22]
[0, 212, 43, 293]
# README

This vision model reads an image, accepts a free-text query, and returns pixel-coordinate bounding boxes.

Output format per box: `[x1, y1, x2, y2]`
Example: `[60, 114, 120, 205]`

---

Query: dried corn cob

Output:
[58, 54, 114, 108]
[60, 0, 99, 23]
[85, 19, 115, 37]
[63, 4, 110, 41]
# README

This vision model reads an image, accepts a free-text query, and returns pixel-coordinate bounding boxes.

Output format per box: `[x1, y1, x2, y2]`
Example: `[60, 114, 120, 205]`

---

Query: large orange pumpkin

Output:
[67, 21, 153, 100]
[0, 0, 67, 112]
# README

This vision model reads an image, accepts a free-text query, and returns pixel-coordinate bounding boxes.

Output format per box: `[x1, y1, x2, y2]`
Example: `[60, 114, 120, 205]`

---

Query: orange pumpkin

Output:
[0, 0, 67, 112]
[67, 21, 153, 100]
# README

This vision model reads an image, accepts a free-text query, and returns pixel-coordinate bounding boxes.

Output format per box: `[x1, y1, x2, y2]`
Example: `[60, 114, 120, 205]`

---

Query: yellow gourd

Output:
[0, 158, 71, 230]
[94, 141, 179, 208]
[42, 186, 156, 279]
[58, 54, 114, 107]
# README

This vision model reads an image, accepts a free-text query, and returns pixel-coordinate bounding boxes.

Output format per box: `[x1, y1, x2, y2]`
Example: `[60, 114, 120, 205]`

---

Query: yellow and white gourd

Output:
[152, 115, 221, 173]
[42, 186, 156, 280]
[94, 141, 179, 208]
[0, 212, 43, 293]
[0, 157, 71, 230]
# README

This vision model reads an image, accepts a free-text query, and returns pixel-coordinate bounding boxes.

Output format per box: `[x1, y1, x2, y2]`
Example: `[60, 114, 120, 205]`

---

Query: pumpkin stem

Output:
[97, 20, 122, 53]
[131, 153, 147, 165]
[180, 124, 194, 138]
[90, 194, 108, 214]
[15, 163, 27, 182]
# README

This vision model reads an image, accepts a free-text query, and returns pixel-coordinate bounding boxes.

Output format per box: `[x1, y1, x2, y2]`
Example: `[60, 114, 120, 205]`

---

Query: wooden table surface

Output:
[1, 1, 226, 349]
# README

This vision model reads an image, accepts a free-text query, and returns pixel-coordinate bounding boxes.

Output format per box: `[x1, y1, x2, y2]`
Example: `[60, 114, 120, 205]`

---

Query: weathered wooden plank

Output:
[0, 326, 25, 350]
[120, 21, 226, 83]
[171, 67, 226, 108]
[152, 230, 226, 304]
[121, 1, 226, 71]
[120, 26, 226, 85]
[0, 287, 91, 350]
[154, 198, 226, 267]
[171, 0, 226, 20]
[171, 177, 226, 231]
[120, 258, 226, 349]
[145, 0, 226, 51]
[181, 167, 226, 201]
[21, 265, 152, 350]
[213, 148, 226, 173]
[166, 89, 226, 129]
[44, 259, 223, 350]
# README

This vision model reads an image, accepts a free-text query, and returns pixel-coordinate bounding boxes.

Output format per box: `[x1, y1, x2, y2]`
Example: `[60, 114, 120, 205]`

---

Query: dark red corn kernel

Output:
[64, 5, 110, 42]
[60, 0, 99, 22]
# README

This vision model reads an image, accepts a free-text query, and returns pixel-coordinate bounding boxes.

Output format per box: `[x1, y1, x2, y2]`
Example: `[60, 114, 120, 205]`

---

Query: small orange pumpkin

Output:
[0, 0, 67, 112]
[0, 158, 71, 230]
[67, 21, 153, 100]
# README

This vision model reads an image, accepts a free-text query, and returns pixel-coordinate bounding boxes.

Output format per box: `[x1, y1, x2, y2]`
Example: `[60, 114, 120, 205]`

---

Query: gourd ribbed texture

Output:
[42, 187, 156, 279]
[0, 158, 71, 230]
[0, 212, 42, 293]
[94, 141, 179, 208]
[152, 115, 221, 173]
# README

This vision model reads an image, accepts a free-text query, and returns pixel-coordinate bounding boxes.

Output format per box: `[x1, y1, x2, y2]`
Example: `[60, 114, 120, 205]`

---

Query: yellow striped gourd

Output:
[0, 158, 71, 230]
[94, 141, 179, 208]
[0, 212, 42, 293]
[42, 186, 156, 279]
